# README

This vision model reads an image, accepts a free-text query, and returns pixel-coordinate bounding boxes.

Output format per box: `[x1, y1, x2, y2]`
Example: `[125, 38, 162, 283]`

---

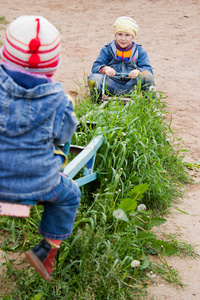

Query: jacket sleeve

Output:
[137, 46, 153, 74]
[54, 94, 78, 145]
[91, 44, 113, 74]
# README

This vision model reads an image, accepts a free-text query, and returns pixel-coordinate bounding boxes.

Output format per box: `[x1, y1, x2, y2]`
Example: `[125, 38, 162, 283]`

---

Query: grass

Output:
[74, 83, 190, 211]
[0, 16, 9, 48]
[0, 82, 195, 299]
[0, 16, 9, 25]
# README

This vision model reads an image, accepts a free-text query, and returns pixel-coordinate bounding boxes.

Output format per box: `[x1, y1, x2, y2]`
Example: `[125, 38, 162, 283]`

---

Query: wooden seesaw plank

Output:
[0, 201, 31, 217]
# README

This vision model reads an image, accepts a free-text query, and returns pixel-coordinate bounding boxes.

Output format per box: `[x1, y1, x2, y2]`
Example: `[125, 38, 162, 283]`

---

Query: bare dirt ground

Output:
[0, 0, 200, 299]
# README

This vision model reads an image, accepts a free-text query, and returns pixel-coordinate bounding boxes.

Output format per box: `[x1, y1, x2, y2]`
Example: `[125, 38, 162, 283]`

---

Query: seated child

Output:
[88, 16, 156, 99]
[0, 15, 81, 282]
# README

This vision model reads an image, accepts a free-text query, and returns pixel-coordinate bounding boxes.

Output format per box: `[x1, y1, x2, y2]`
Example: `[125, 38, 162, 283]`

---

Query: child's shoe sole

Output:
[25, 250, 52, 282]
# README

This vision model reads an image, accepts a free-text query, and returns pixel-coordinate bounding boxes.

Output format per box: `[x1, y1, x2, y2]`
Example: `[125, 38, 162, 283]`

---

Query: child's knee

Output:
[140, 72, 155, 85]
[88, 74, 104, 90]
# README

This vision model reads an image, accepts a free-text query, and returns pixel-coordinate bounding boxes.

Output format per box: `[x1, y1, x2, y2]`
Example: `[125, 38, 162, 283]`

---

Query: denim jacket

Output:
[91, 40, 153, 75]
[0, 65, 78, 200]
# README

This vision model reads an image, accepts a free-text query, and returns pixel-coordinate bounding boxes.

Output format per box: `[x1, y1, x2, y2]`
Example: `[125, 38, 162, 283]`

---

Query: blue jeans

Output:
[88, 72, 155, 96]
[24, 175, 81, 240]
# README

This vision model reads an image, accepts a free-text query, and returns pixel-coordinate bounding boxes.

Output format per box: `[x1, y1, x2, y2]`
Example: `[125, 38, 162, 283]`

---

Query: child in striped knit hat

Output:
[0, 15, 81, 281]
[88, 16, 156, 100]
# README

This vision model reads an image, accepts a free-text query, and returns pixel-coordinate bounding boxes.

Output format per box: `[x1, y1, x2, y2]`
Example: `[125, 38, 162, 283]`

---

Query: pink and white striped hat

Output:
[1, 15, 61, 76]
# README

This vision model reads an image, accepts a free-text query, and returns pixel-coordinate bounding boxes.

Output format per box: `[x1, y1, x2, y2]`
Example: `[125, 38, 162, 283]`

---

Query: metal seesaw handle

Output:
[115, 72, 130, 77]
[102, 72, 130, 100]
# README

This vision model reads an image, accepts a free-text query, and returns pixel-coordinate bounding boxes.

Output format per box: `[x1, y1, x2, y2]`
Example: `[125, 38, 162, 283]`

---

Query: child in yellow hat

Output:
[88, 16, 156, 100]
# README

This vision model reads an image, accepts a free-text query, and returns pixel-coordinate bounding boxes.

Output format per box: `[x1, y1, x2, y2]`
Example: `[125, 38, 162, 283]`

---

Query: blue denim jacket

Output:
[0, 65, 78, 200]
[91, 40, 153, 75]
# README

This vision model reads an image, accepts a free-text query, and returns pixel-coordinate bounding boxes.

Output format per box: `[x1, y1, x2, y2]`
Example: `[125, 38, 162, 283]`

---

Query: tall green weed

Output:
[74, 89, 190, 211]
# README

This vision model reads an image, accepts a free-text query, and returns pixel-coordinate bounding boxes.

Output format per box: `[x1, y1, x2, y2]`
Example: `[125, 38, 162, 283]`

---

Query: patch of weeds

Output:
[162, 233, 199, 258]
[0, 16, 9, 46]
[0, 16, 9, 25]
[184, 161, 200, 171]
[73, 82, 191, 212]
[151, 262, 184, 286]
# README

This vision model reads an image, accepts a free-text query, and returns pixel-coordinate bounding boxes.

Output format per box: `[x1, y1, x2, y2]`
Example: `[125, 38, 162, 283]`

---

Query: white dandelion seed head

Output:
[137, 204, 147, 211]
[113, 209, 125, 219]
[113, 209, 129, 222]
[149, 85, 156, 92]
[147, 271, 156, 278]
[131, 260, 140, 268]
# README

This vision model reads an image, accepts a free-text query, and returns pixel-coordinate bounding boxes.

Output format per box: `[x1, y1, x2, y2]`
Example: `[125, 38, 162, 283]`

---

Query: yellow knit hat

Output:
[114, 16, 139, 37]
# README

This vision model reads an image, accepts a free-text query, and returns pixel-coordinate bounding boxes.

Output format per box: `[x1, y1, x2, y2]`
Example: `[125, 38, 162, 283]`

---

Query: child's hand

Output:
[100, 66, 116, 76]
[129, 69, 140, 78]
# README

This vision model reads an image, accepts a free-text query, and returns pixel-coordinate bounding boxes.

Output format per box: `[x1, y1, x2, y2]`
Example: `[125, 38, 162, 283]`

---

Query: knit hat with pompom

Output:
[0, 15, 61, 76]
